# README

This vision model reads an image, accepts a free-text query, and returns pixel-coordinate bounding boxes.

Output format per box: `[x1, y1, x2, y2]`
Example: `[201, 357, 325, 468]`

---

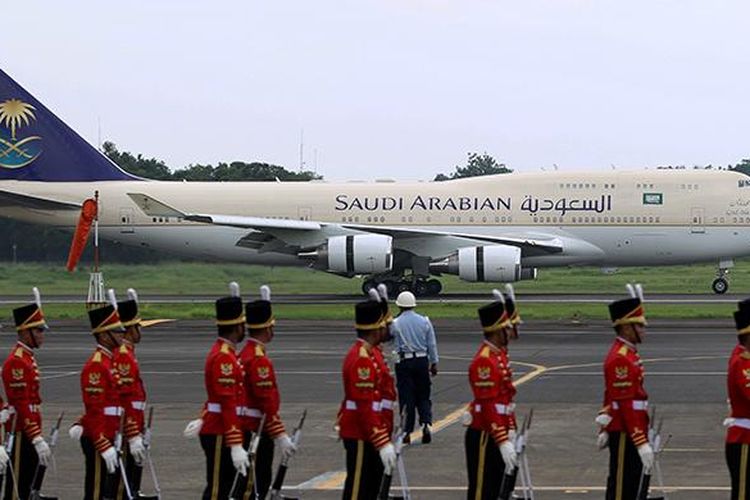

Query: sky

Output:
[4, 0, 750, 180]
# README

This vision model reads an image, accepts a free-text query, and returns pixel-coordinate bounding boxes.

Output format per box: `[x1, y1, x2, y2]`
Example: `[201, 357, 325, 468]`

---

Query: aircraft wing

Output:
[127, 192, 563, 256]
[0, 189, 80, 211]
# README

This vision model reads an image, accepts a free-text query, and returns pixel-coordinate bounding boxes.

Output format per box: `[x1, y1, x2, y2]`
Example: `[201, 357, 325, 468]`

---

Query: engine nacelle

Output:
[430, 245, 522, 282]
[300, 234, 393, 274]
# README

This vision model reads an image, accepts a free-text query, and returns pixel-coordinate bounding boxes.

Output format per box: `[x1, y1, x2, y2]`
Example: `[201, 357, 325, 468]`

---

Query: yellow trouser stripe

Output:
[475, 432, 488, 500]
[741, 443, 748, 500]
[243, 459, 255, 500]
[352, 440, 364, 500]
[211, 435, 223, 500]
[116, 446, 128, 500]
[615, 432, 626, 500]
[12, 432, 21, 500]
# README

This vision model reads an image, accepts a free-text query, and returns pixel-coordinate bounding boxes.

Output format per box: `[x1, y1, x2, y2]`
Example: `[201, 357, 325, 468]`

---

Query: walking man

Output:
[392, 291, 438, 444]
[3, 288, 52, 500]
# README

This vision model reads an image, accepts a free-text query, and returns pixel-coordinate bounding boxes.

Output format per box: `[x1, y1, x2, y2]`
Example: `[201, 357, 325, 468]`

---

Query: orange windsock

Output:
[66, 198, 98, 271]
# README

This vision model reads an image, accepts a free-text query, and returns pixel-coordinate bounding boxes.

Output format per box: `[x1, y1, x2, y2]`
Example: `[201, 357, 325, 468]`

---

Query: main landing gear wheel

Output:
[712, 277, 729, 294]
[362, 278, 443, 297]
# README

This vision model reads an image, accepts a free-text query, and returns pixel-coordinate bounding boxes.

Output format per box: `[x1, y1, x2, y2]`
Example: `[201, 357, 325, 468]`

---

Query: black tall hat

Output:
[216, 281, 245, 326]
[609, 284, 646, 327]
[355, 300, 384, 331]
[88, 305, 124, 335]
[246, 285, 275, 329]
[13, 287, 47, 332]
[118, 300, 139, 327]
[501, 284, 521, 325]
[478, 300, 510, 334]
[735, 308, 750, 336]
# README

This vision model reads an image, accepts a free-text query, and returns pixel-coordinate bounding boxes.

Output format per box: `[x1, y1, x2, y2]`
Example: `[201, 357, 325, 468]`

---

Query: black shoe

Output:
[134, 494, 160, 500]
[402, 433, 411, 445]
[422, 424, 432, 444]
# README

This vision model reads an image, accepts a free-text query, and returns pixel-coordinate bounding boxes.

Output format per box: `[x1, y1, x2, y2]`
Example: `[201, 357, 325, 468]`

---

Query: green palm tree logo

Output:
[0, 99, 37, 140]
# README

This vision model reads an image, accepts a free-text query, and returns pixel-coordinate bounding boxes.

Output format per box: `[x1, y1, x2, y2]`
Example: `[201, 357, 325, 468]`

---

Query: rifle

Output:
[499, 408, 534, 500]
[637, 407, 668, 500]
[0, 414, 18, 497]
[104, 410, 133, 500]
[29, 411, 64, 500]
[268, 409, 307, 500]
[141, 406, 161, 499]
[229, 413, 266, 500]
[378, 413, 410, 500]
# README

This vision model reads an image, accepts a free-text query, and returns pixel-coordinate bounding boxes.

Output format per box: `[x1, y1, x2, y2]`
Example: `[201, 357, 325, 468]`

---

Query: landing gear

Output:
[363, 275, 443, 297]
[712, 259, 733, 294]
[712, 278, 728, 294]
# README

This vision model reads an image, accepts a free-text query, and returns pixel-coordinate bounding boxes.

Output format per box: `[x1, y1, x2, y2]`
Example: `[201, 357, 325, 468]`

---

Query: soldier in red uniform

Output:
[725, 302, 750, 498]
[373, 285, 397, 439]
[237, 285, 295, 499]
[596, 285, 654, 500]
[113, 288, 160, 500]
[183, 283, 249, 500]
[465, 294, 518, 500]
[338, 299, 396, 500]
[74, 303, 126, 500]
[2, 288, 52, 500]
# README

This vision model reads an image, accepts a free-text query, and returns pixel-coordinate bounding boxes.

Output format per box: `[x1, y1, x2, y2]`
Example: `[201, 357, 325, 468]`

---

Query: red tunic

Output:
[80, 346, 122, 453]
[601, 337, 649, 447]
[338, 339, 390, 449]
[468, 341, 516, 445]
[373, 346, 396, 437]
[199, 338, 245, 447]
[113, 342, 147, 439]
[727, 344, 750, 443]
[239, 339, 285, 438]
[2, 342, 43, 440]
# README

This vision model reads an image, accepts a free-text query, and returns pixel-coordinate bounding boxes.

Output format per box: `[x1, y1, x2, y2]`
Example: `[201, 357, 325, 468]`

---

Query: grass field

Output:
[0, 261, 746, 321]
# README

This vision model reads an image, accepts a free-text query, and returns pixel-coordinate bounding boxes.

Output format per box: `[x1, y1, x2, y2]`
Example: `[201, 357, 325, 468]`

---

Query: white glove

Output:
[0, 445, 8, 473]
[460, 410, 473, 426]
[231, 445, 250, 476]
[68, 424, 83, 441]
[32, 436, 52, 467]
[499, 440, 518, 472]
[183, 418, 203, 439]
[595, 413, 612, 427]
[724, 417, 736, 428]
[378, 443, 397, 472]
[101, 446, 118, 474]
[0, 409, 9, 425]
[597, 431, 609, 450]
[637, 443, 654, 473]
[275, 433, 297, 461]
[128, 435, 146, 465]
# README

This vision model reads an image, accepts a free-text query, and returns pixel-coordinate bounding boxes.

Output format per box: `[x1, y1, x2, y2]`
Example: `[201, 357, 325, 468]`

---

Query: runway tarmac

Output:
[22, 319, 739, 498]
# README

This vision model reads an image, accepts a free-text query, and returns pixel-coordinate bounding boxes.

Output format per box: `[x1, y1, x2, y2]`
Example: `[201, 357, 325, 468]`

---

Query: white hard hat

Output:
[396, 291, 417, 308]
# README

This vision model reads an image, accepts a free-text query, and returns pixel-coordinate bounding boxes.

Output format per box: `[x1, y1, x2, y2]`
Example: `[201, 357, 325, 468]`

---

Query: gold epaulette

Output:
[92, 351, 102, 363]
[617, 345, 629, 356]
[480, 346, 491, 358]
[255, 344, 265, 357]
[358, 345, 369, 358]
[741, 351, 750, 360]
[220, 343, 231, 354]
[14, 348, 24, 358]
[119, 345, 128, 354]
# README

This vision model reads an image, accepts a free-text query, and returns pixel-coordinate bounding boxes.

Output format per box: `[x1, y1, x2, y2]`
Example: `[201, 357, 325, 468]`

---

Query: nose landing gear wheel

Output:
[712, 277, 729, 294]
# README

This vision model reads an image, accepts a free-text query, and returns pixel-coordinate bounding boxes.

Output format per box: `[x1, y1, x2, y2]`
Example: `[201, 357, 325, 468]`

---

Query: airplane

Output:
[0, 68, 748, 296]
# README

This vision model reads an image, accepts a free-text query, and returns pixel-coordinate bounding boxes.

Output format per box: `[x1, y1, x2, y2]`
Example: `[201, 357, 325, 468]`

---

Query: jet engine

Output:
[429, 245, 523, 282]
[299, 234, 393, 274]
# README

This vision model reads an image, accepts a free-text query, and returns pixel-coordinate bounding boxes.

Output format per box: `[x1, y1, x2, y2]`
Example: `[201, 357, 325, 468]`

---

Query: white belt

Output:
[239, 407, 262, 418]
[131, 401, 146, 411]
[206, 403, 251, 416]
[474, 403, 516, 415]
[344, 400, 382, 412]
[612, 400, 648, 411]
[6, 404, 40, 415]
[103, 406, 123, 416]
[731, 418, 750, 430]
[381, 400, 395, 410]
[400, 352, 427, 359]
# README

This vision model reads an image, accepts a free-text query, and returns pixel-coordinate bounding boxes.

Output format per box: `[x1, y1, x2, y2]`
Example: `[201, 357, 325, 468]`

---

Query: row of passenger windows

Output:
[533, 215, 661, 224]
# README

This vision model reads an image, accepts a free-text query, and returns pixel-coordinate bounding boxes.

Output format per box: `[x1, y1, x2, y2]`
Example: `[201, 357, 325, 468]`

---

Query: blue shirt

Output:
[392, 310, 439, 364]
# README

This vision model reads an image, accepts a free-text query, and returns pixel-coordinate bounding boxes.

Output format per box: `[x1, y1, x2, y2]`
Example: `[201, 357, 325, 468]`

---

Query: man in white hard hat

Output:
[392, 291, 439, 444]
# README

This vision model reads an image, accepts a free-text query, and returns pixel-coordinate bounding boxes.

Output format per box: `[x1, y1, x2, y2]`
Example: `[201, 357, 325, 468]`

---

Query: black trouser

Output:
[4, 431, 37, 500]
[606, 432, 644, 500]
[82, 436, 120, 500]
[117, 441, 145, 499]
[342, 439, 383, 500]
[200, 434, 235, 500]
[233, 432, 274, 500]
[465, 427, 506, 500]
[727, 443, 750, 500]
[395, 356, 432, 434]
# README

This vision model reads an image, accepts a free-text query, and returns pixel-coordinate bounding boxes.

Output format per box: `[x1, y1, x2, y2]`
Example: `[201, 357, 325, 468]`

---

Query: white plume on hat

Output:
[505, 284, 516, 302]
[625, 283, 636, 298]
[32, 287, 42, 308]
[228, 282, 241, 298]
[107, 289, 118, 308]
[368, 288, 381, 302]
[635, 283, 644, 302]
[377, 283, 388, 302]
[127, 288, 139, 303]
[492, 289, 505, 303]
[260, 285, 271, 302]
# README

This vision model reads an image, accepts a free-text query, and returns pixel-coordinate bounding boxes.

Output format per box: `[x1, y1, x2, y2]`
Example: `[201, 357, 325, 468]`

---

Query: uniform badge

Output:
[257, 366, 270, 379]
[11, 368, 23, 380]
[477, 366, 491, 380]
[220, 363, 233, 376]
[117, 363, 131, 376]
[743, 368, 750, 380]
[357, 367, 371, 380]
[615, 366, 629, 379]
[88, 372, 101, 385]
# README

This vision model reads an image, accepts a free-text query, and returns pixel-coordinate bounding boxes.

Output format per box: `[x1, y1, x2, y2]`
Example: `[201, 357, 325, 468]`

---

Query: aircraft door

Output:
[119, 208, 135, 234]
[298, 207, 312, 221]
[690, 207, 705, 234]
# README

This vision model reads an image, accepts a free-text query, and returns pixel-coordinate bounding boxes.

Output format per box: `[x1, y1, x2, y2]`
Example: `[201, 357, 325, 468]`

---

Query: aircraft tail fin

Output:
[0, 69, 137, 181]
